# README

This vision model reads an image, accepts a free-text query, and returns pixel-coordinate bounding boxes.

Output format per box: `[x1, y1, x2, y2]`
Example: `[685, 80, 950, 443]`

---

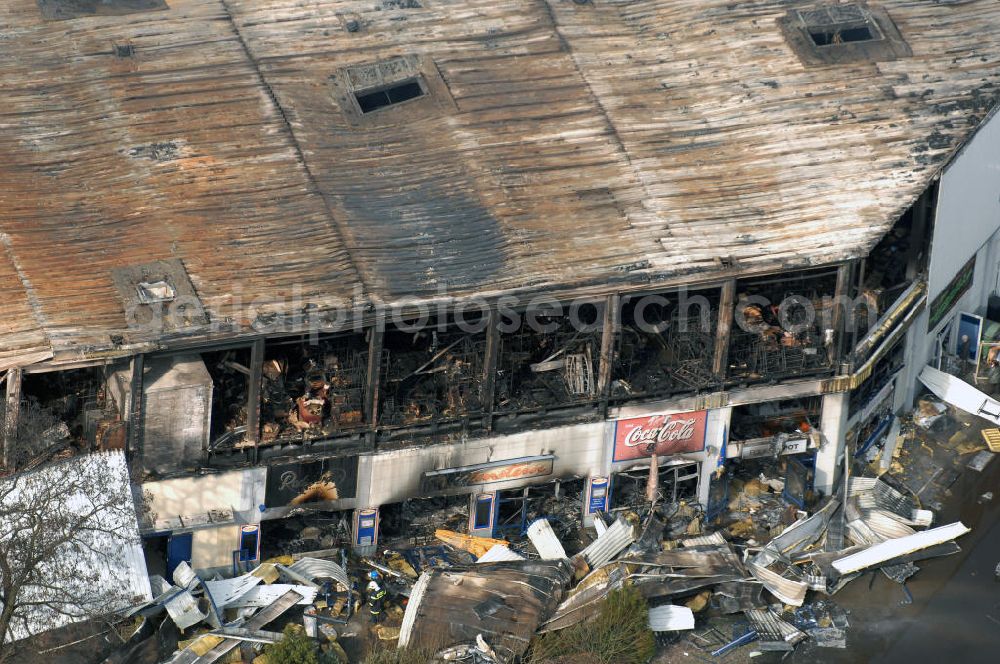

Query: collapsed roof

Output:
[3, 0, 1000, 367]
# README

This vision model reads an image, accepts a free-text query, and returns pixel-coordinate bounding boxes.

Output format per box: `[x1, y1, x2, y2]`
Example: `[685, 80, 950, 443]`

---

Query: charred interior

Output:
[378, 315, 487, 432]
[852, 183, 936, 340]
[848, 338, 904, 416]
[259, 332, 370, 445]
[18, 366, 121, 453]
[730, 396, 822, 442]
[201, 348, 251, 446]
[727, 270, 838, 384]
[611, 289, 720, 403]
[610, 460, 700, 511]
[494, 303, 604, 416]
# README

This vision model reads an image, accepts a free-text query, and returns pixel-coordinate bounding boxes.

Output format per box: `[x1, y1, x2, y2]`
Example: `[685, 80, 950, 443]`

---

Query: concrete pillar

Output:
[817, 392, 849, 495]
[697, 406, 732, 508]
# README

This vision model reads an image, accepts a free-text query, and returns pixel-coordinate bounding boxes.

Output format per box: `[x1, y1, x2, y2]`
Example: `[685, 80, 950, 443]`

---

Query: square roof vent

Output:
[781, 3, 911, 66]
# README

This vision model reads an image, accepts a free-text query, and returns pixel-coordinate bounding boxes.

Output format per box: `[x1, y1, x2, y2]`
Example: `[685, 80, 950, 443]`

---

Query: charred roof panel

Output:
[2, 0, 1000, 364]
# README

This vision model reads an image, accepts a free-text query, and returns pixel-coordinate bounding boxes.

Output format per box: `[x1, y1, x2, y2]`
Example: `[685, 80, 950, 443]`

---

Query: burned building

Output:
[3, 0, 1000, 572]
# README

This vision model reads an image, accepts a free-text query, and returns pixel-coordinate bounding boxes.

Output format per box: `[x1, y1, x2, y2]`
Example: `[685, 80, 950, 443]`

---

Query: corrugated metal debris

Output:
[528, 519, 568, 560]
[576, 516, 636, 569]
[648, 604, 695, 632]
[832, 522, 971, 575]
[477, 545, 525, 563]
[397, 560, 571, 659]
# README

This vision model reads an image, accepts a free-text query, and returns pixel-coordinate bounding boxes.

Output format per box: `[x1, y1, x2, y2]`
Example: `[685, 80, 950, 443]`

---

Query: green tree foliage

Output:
[529, 586, 656, 664]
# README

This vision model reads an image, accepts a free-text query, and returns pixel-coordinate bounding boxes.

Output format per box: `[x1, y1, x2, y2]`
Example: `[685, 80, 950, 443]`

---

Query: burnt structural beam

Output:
[713, 280, 736, 379]
[597, 294, 620, 416]
[832, 261, 855, 371]
[481, 309, 501, 432]
[3, 367, 22, 470]
[245, 338, 265, 447]
[365, 321, 385, 448]
[127, 354, 145, 472]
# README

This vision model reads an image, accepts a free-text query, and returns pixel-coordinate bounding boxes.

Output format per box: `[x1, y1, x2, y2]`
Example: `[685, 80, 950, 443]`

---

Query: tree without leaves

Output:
[0, 401, 143, 663]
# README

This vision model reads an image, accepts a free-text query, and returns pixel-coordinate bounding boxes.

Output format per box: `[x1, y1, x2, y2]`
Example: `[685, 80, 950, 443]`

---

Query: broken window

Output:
[781, 4, 910, 66]
[853, 182, 937, 341]
[727, 270, 838, 384]
[355, 78, 425, 113]
[730, 397, 822, 443]
[201, 348, 252, 447]
[610, 461, 700, 511]
[493, 302, 604, 417]
[848, 338, 904, 417]
[799, 5, 882, 47]
[611, 289, 720, 403]
[379, 495, 470, 545]
[378, 315, 488, 432]
[258, 331, 370, 444]
[17, 365, 116, 454]
[495, 479, 586, 541]
[113, 43, 136, 58]
[136, 280, 175, 304]
[259, 511, 354, 559]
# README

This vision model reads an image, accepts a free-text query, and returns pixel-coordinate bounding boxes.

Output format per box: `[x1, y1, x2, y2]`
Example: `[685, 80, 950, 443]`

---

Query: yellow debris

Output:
[187, 635, 224, 656]
[262, 555, 295, 566]
[385, 551, 419, 579]
[251, 563, 280, 584]
[685, 590, 712, 612]
[727, 518, 755, 539]
[375, 625, 401, 640]
[434, 529, 508, 558]
[982, 428, 1000, 452]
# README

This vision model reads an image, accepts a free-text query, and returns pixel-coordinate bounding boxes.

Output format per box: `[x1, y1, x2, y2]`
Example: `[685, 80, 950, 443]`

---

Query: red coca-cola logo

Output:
[614, 412, 707, 461]
[623, 418, 698, 447]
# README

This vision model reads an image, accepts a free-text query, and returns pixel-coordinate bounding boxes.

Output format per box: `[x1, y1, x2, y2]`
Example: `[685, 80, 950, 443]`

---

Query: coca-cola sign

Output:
[613, 411, 707, 461]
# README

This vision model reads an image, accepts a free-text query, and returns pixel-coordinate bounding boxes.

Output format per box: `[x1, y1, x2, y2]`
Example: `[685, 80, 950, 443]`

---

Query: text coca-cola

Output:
[623, 418, 697, 447]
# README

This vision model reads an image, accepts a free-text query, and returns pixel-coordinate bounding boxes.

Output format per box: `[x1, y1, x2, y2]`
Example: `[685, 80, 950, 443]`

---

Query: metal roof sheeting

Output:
[648, 604, 695, 631]
[477, 545, 525, 563]
[578, 517, 636, 569]
[0, 450, 152, 643]
[286, 557, 351, 589]
[397, 560, 571, 658]
[2, 2, 1000, 365]
[833, 521, 971, 574]
[528, 519, 568, 560]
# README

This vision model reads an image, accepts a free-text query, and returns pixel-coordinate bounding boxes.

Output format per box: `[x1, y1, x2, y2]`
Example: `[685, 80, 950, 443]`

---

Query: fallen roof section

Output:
[397, 560, 572, 658]
[832, 521, 971, 575]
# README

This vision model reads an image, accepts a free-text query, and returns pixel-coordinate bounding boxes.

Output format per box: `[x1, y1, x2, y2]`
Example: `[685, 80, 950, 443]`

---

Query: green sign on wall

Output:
[928, 255, 976, 331]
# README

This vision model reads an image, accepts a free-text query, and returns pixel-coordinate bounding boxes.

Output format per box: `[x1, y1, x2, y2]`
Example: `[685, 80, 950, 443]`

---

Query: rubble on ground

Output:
[99, 396, 987, 663]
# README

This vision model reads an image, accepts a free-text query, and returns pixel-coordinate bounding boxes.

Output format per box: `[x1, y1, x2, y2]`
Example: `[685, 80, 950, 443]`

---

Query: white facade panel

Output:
[362, 421, 608, 506]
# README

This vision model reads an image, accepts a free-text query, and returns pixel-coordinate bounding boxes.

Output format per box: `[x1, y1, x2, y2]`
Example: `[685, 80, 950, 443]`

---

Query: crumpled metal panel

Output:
[287, 556, 351, 589]
[477, 545, 525, 563]
[648, 604, 695, 631]
[578, 517, 635, 569]
[165, 590, 208, 631]
[397, 561, 571, 658]
[527, 519, 568, 560]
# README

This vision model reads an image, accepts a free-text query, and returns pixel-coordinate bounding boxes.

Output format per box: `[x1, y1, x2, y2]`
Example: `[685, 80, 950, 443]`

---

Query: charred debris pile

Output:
[114, 466, 969, 664]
